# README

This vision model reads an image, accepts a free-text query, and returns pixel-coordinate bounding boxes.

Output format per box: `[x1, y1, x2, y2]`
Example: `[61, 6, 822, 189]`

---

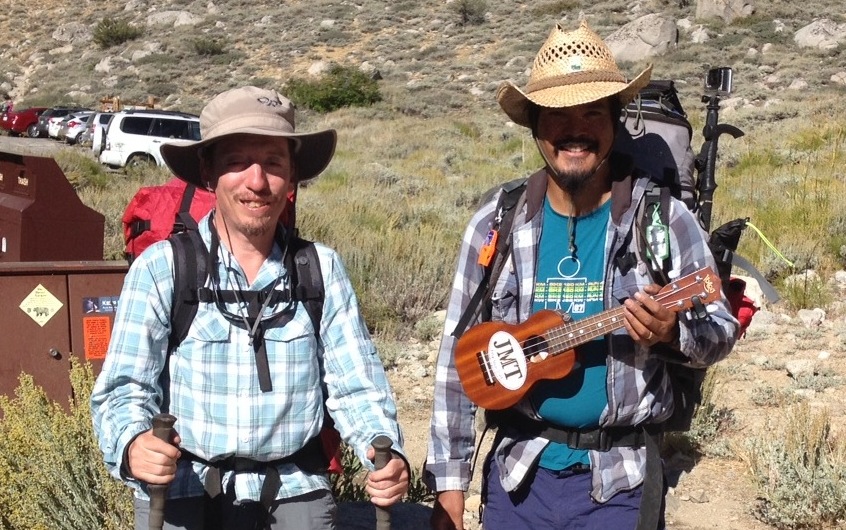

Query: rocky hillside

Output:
[1, 0, 845, 121]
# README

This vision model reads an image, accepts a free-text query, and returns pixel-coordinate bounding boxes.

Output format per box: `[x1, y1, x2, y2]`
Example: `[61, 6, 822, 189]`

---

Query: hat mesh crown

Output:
[527, 22, 627, 91]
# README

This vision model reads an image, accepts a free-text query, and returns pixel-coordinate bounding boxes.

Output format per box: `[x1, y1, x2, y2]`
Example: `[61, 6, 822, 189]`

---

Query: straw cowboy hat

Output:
[161, 86, 336, 188]
[497, 21, 653, 128]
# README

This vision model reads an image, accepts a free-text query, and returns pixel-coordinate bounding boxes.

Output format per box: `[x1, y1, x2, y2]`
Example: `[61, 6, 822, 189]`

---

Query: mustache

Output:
[554, 136, 599, 151]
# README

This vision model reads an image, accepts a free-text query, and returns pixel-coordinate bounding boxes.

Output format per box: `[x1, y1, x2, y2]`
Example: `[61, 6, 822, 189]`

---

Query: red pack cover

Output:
[122, 178, 217, 261]
[726, 277, 759, 338]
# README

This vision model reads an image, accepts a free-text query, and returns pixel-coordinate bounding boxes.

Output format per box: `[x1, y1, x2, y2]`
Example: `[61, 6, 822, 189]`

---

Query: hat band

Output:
[526, 70, 628, 94]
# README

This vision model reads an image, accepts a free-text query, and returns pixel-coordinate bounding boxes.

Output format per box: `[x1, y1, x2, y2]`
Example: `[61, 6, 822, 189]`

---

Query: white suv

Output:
[99, 109, 200, 168]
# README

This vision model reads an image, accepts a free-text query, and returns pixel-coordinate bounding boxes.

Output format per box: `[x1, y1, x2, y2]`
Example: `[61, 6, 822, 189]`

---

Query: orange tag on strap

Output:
[478, 229, 498, 266]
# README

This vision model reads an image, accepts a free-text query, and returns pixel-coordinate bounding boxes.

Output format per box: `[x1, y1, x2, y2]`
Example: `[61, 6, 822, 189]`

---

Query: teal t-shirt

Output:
[530, 197, 611, 470]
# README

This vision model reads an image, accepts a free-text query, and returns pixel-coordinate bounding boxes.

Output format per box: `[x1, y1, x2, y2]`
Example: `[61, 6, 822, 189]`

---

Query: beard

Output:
[238, 216, 275, 238]
[549, 166, 596, 195]
[545, 136, 607, 195]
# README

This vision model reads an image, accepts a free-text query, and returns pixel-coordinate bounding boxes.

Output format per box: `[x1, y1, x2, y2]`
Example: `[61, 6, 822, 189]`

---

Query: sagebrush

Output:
[92, 18, 143, 49]
[742, 402, 846, 529]
[0, 360, 431, 529]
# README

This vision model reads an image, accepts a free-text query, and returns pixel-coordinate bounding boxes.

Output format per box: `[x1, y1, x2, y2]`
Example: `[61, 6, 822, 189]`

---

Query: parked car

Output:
[33, 107, 86, 138]
[57, 111, 94, 144]
[77, 111, 114, 154]
[99, 109, 200, 168]
[0, 107, 48, 137]
[47, 113, 71, 139]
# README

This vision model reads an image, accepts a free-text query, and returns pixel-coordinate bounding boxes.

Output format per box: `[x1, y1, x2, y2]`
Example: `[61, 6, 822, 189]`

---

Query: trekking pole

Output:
[148, 413, 177, 530]
[372, 435, 393, 530]
[695, 67, 744, 232]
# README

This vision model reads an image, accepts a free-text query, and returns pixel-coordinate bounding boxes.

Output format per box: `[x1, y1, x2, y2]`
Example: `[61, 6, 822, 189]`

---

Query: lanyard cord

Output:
[204, 213, 290, 392]
[206, 213, 288, 337]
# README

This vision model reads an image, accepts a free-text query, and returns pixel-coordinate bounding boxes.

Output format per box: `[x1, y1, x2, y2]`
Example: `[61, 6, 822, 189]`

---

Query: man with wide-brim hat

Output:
[160, 85, 336, 190]
[426, 21, 738, 530]
[92, 86, 410, 530]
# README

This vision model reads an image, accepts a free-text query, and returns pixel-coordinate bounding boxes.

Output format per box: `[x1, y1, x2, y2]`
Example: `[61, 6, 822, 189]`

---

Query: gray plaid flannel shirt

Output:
[425, 167, 738, 503]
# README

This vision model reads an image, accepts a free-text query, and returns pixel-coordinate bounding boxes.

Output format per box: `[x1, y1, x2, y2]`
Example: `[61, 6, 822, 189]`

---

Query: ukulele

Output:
[455, 266, 722, 410]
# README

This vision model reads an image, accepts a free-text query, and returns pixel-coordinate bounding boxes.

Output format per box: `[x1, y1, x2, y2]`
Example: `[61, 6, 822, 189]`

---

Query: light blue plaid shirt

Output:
[91, 213, 404, 502]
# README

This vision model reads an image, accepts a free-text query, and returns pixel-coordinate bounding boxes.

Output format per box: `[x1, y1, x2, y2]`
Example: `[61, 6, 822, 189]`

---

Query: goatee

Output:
[550, 167, 595, 195]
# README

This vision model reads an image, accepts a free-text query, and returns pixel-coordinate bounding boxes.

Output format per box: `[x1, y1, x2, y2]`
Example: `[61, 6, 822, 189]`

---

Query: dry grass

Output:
[741, 403, 846, 529]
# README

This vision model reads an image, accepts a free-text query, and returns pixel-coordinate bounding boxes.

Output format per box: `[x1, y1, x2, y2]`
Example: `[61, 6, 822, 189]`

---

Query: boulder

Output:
[794, 19, 846, 50]
[147, 10, 202, 27]
[606, 14, 677, 64]
[695, 0, 755, 24]
[52, 22, 91, 44]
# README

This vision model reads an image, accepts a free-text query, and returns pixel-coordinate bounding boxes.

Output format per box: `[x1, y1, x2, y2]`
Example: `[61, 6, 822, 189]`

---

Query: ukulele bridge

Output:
[476, 330, 528, 391]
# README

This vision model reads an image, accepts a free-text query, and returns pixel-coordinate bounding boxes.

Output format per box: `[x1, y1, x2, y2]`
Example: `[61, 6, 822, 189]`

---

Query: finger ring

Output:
[646, 331, 654, 340]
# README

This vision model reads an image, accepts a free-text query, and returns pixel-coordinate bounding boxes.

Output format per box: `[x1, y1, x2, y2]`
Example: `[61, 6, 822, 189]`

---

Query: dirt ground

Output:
[386, 303, 846, 529]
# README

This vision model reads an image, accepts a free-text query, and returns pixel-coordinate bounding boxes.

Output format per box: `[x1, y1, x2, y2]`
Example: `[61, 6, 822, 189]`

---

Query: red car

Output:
[1, 107, 49, 137]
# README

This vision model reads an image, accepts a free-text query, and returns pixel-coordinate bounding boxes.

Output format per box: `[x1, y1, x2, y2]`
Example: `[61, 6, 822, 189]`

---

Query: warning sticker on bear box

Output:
[20, 284, 64, 327]
[83, 316, 112, 360]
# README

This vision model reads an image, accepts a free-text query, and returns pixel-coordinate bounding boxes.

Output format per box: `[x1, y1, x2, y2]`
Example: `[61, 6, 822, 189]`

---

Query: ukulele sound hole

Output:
[523, 335, 551, 363]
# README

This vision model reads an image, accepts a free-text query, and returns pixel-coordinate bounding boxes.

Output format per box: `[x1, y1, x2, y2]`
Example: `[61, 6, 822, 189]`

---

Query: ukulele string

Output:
[514, 281, 703, 359]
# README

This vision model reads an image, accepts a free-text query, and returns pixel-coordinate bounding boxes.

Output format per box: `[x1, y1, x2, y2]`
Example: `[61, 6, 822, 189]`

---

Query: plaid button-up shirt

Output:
[92, 213, 404, 502]
[425, 164, 738, 503]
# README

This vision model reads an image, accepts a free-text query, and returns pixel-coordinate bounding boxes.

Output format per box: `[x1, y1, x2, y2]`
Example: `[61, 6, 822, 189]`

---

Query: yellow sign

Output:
[19, 284, 64, 327]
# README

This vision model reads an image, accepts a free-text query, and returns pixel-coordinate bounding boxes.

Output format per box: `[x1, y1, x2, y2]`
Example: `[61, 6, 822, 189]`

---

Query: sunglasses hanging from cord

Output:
[197, 213, 295, 392]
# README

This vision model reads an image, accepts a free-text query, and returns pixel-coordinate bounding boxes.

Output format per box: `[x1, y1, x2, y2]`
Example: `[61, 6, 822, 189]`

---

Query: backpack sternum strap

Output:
[168, 228, 325, 393]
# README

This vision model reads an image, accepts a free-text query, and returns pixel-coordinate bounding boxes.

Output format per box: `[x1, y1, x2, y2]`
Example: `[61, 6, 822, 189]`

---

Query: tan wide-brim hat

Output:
[161, 86, 336, 188]
[497, 21, 653, 128]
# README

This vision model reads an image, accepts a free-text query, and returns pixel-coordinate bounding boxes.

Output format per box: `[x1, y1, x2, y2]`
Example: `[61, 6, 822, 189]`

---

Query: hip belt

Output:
[180, 435, 326, 509]
[487, 409, 660, 451]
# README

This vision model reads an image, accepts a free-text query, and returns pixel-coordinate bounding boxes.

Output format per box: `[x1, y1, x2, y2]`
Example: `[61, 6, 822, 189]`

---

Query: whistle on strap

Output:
[478, 229, 499, 267]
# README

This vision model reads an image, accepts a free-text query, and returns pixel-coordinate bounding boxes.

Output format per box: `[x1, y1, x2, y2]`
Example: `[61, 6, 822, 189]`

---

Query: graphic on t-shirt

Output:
[536, 256, 603, 315]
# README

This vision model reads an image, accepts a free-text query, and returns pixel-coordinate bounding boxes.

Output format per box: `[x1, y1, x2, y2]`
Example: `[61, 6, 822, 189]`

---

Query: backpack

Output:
[122, 178, 216, 263]
[614, 78, 777, 431]
[616, 80, 696, 209]
[166, 226, 343, 474]
[453, 77, 776, 434]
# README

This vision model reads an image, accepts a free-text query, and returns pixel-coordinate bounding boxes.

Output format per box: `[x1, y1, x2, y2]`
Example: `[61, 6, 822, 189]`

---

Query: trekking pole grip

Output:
[148, 413, 177, 530]
[372, 435, 393, 530]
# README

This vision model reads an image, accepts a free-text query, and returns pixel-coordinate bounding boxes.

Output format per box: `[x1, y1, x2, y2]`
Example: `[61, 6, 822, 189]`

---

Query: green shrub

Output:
[450, 0, 488, 26]
[0, 359, 133, 530]
[92, 18, 143, 49]
[53, 149, 112, 190]
[191, 37, 227, 56]
[286, 64, 382, 113]
[330, 443, 434, 504]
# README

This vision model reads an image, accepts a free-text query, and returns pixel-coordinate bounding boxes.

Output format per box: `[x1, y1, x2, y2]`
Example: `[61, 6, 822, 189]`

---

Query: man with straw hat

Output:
[92, 86, 409, 529]
[425, 21, 737, 529]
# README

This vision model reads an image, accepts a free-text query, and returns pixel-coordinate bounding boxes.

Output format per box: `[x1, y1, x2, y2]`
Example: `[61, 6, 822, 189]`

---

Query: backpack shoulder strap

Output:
[637, 179, 672, 285]
[451, 178, 527, 338]
[172, 183, 199, 234]
[286, 236, 325, 337]
[168, 228, 208, 353]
